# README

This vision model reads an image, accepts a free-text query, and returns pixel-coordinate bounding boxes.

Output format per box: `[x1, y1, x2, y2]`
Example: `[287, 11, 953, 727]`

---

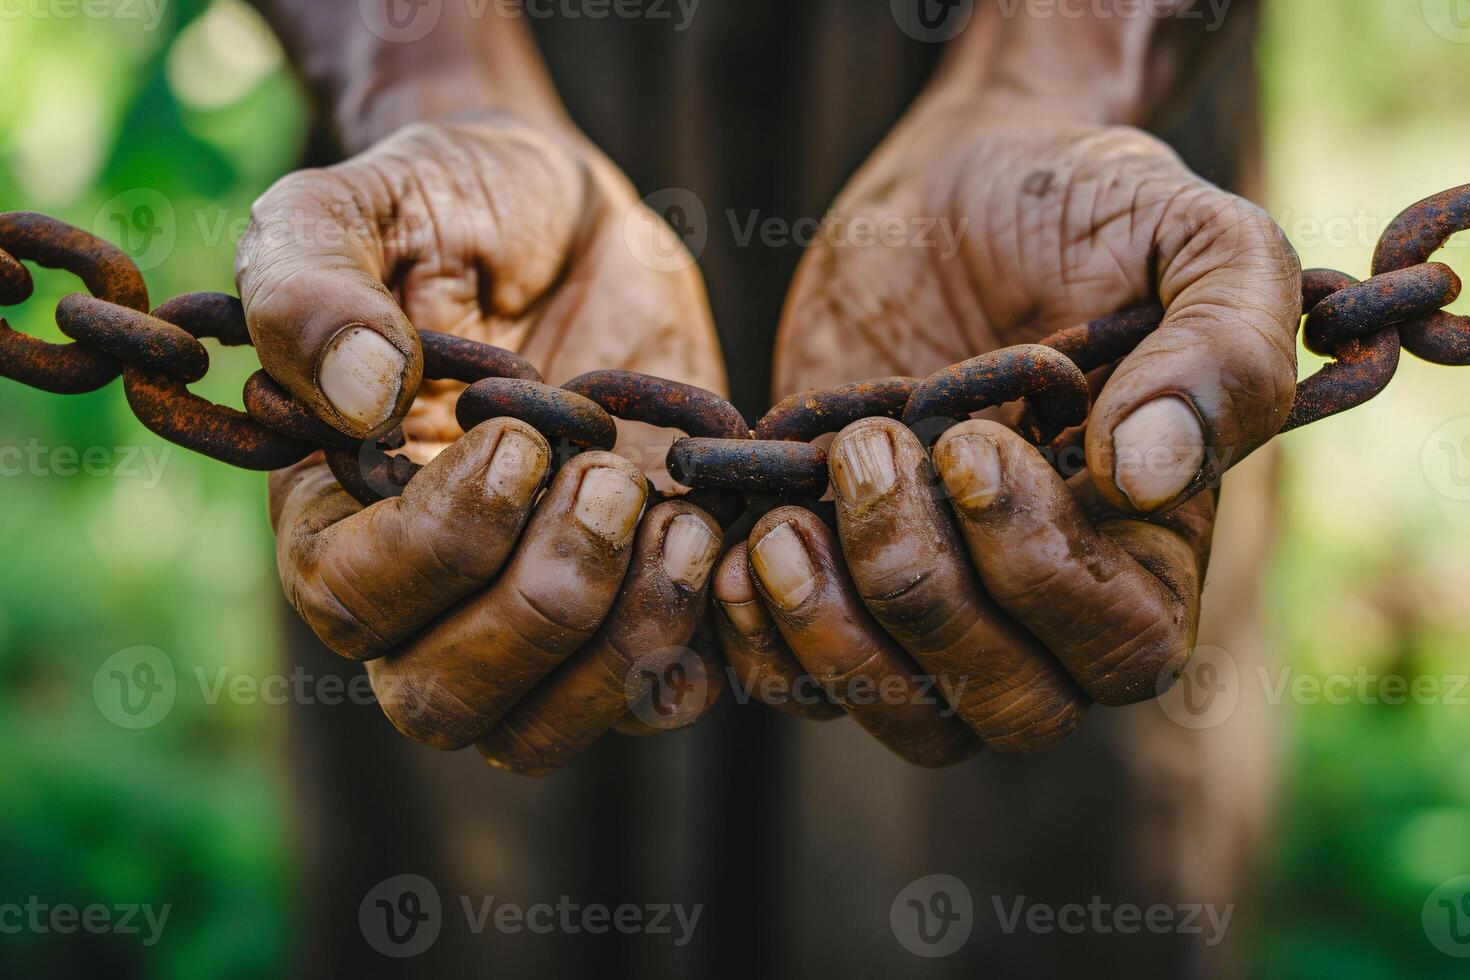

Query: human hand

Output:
[716, 109, 1300, 765]
[242, 116, 727, 774]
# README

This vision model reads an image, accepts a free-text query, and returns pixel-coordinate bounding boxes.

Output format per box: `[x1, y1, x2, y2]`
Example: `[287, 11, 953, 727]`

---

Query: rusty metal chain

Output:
[672, 184, 1470, 511]
[2, 184, 1469, 526]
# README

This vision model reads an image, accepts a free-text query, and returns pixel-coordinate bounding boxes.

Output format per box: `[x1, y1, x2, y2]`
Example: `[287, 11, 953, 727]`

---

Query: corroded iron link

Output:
[901, 343, 1092, 437]
[58, 293, 210, 383]
[456, 378, 618, 453]
[668, 438, 829, 497]
[756, 377, 922, 442]
[0, 212, 146, 393]
[1371, 182, 1470, 365]
[563, 370, 753, 527]
[1283, 269, 1402, 433]
[421, 330, 543, 384]
[1303, 263, 1459, 355]
[1037, 303, 1165, 373]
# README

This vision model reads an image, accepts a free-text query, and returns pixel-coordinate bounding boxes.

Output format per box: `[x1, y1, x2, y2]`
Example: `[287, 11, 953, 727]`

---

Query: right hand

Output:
[239, 116, 728, 775]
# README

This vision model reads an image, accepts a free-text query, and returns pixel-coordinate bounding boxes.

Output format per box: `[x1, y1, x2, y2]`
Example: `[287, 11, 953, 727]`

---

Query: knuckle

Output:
[478, 712, 579, 777]
[1082, 613, 1192, 707]
[371, 664, 481, 750]
[509, 582, 603, 653]
[292, 562, 396, 663]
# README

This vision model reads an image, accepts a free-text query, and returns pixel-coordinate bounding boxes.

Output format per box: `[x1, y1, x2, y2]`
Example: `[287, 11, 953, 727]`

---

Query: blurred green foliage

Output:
[0, 1, 304, 976]
[0, 0, 1467, 976]
[1253, 1, 1470, 976]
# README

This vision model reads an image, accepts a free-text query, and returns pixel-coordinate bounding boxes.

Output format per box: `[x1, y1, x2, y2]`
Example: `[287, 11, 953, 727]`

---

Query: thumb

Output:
[235, 167, 422, 437]
[1085, 181, 1302, 513]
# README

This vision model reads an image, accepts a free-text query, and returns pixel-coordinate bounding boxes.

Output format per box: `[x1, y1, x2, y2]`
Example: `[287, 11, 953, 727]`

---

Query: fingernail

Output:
[719, 599, 767, 635]
[1112, 395, 1205, 511]
[318, 326, 405, 429]
[935, 434, 1002, 512]
[750, 522, 817, 610]
[486, 430, 548, 504]
[574, 466, 646, 546]
[830, 427, 897, 508]
[663, 514, 718, 590]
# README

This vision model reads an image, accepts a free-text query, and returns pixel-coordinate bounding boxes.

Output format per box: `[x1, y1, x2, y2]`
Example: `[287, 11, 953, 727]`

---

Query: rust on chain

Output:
[123, 291, 315, 470]
[756, 377, 920, 442]
[902, 343, 1091, 441]
[152, 291, 253, 346]
[1372, 183, 1470, 365]
[1038, 303, 1164, 372]
[57, 293, 210, 382]
[1303, 263, 1460, 355]
[0, 212, 148, 393]
[564, 370, 751, 527]
[325, 446, 420, 506]
[421, 330, 543, 383]
[563, 370, 750, 438]
[325, 334, 553, 505]
[456, 378, 618, 452]
[668, 437, 829, 497]
[1283, 269, 1401, 432]
[243, 370, 372, 451]
[0, 247, 32, 304]
[124, 369, 316, 470]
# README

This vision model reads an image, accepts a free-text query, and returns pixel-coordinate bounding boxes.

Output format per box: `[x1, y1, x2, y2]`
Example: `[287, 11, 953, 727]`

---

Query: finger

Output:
[1086, 181, 1302, 513]
[236, 168, 422, 436]
[935, 420, 1211, 706]
[747, 508, 981, 767]
[828, 418, 1088, 751]
[270, 419, 550, 662]
[476, 502, 722, 775]
[366, 452, 648, 749]
[711, 543, 842, 721]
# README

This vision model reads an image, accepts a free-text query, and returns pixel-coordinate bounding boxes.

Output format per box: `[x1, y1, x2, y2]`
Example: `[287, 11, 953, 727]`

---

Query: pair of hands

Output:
[242, 103, 1300, 774]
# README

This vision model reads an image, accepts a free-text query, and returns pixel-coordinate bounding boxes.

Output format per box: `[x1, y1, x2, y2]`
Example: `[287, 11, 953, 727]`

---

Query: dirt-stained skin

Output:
[724, 100, 1298, 759]
[256, 114, 729, 770]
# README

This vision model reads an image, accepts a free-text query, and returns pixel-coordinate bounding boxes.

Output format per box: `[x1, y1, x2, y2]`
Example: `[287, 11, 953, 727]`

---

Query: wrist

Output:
[263, 0, 569, 155]
[918, 0, 1253, 129]
[333, 57, 567, 155]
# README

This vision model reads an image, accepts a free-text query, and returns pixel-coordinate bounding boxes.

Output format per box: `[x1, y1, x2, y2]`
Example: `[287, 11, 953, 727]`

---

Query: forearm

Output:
[922, 0, 1257, 126]
[254, 0, 568, 153]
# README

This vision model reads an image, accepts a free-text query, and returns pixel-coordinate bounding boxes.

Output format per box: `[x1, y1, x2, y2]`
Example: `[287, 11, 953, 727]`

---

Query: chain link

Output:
[3, 185, 1469, 525]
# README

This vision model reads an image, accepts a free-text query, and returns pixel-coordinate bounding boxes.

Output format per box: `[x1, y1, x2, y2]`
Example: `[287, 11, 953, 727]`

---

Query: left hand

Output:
[712, 107, 1301, 766]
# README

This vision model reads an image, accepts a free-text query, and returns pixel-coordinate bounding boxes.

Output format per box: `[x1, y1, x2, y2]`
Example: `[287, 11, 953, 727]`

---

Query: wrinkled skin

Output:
[716, 111, 1302, 765]
[244, 115, 728, 774]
